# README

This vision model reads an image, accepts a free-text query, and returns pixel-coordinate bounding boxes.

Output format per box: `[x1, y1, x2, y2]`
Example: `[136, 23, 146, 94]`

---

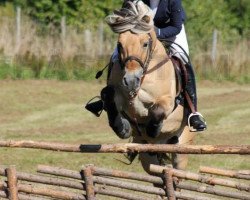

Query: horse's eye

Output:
[143, 42, 149, 48]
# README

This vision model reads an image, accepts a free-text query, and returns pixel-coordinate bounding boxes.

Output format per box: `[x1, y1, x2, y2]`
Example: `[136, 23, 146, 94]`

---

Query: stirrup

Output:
[85, 96, 104, 117]
[188, 112, 207, 132]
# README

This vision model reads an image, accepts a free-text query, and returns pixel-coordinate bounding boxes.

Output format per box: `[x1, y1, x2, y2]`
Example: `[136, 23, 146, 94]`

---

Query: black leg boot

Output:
[185, 63, 207, 132]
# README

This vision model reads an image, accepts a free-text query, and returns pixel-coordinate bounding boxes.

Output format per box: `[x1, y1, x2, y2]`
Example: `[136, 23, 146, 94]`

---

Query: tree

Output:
[25, 0, 82, 26]
[224, 0, 250, 36]
[182, 0, 242, 50]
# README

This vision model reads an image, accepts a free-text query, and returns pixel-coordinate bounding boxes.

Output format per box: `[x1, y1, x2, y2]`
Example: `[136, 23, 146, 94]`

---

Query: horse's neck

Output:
[153, 40, 170, 62]
[142, 39, 177, 99]
[148, 40, 176, 84]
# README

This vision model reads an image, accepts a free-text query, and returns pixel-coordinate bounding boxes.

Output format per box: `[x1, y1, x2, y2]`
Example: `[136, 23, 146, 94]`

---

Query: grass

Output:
[0, 80, 249, 175]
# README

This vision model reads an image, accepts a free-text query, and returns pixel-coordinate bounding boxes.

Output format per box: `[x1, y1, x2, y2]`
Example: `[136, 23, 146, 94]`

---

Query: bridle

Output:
[118, 33, 154, 76]
[117, 32, 155, 98]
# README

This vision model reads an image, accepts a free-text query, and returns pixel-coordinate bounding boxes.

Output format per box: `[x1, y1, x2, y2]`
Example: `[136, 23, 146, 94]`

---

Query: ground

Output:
[0, 80, 249, 174]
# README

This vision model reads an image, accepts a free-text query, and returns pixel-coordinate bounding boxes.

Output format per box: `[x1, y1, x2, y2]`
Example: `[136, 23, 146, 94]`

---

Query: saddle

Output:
[171, 56, 185, 109]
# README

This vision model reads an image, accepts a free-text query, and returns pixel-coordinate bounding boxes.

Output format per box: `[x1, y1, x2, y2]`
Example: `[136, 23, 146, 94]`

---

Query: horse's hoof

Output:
[114, 117, 131, 139]
[120, 118, 132, 139]
[146, 120, 163, 138]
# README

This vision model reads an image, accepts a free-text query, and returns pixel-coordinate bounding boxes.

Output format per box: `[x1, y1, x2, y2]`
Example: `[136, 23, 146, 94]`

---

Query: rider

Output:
[86, 0, 207, 132]
[142, 0, 207, 132]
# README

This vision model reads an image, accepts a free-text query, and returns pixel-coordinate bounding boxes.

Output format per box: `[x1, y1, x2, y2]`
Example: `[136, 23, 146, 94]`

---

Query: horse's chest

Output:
[115, 89, 154, 121]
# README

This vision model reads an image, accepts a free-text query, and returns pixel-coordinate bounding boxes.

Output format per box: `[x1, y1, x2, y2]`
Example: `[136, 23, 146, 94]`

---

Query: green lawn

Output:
[0, 80, 249, 174]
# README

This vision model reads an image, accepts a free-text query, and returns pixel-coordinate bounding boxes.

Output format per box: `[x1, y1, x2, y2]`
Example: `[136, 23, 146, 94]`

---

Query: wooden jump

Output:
[0, 140, 249, 154]
[0, 165, 249, 200]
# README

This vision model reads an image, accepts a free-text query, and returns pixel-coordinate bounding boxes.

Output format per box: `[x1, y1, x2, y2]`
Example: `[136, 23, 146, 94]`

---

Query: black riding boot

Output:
[185, 63, 207, 132]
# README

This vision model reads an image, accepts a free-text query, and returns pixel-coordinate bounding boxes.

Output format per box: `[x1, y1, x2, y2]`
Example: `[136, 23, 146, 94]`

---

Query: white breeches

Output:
[167, 24, 190, 64]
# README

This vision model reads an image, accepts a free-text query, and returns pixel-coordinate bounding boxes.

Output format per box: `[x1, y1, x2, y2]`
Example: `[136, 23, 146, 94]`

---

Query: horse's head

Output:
[117, 29, 156, 93]
[106, 0, 156, 95]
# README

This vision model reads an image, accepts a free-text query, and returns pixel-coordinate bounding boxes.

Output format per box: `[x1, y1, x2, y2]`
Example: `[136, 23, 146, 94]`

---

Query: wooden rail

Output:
[0, 140, 249, 154]
[199, 166, 250, 180]
[150, 164, 250, 200]
[1, 164, 248, 200]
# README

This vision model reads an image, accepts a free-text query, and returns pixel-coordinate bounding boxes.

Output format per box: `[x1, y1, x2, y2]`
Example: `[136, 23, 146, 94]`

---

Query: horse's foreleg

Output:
[102, 86, 132, 139]
[108, 111, 132, 139]
[146, 104, 165, 138]
[146, 96, 175, 138]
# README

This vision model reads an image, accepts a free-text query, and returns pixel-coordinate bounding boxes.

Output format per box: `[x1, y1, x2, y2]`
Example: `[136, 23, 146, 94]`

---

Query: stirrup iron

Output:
[85, 96, 104, 117]
[188, 112, 207, 132]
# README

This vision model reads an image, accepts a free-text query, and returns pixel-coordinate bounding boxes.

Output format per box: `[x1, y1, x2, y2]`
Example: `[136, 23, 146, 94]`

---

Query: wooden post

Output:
[6, 166, 19, 200]
[84, 29, 92, 58]
[211, 29, 218, 65]
[163, 168, 176, 200]
[82, 165, 95, 200]
[15, 6, 21, 53]
[98, 22, 104, 56]
[61, 16, 66, 48]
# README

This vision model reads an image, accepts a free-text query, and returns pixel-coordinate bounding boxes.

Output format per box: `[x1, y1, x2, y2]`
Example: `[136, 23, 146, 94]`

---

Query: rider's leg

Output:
[185, 63, 207, 132]
[168, 25, 206, 132]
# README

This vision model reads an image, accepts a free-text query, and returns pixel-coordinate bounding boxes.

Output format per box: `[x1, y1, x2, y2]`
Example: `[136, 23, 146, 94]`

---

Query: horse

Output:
[102, 1, 195, 174]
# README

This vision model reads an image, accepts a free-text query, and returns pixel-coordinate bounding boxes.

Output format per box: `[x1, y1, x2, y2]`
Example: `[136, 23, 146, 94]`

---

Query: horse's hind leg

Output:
[172, 126, 195, 170]
[102, 86, 132, 139]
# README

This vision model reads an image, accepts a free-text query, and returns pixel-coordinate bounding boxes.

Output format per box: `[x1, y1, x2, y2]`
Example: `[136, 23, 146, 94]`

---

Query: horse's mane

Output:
[105, 0, 154, 34]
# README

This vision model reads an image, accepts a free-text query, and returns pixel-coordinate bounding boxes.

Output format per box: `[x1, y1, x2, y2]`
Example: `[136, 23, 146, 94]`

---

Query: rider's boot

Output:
[185, 63, 207, 132]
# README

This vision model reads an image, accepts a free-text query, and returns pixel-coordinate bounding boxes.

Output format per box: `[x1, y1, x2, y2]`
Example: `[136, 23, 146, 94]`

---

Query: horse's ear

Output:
[142, 15, 151, 24]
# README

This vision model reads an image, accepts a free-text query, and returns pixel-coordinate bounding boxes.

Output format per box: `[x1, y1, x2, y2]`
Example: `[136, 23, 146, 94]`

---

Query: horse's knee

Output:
[111, 116, 131, 139]
[101, 85, 132, 139]
[101, 85, 115, 103]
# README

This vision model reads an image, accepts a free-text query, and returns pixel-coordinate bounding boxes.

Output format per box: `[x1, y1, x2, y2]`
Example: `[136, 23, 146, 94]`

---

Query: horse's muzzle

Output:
[122, 71, 142, 92]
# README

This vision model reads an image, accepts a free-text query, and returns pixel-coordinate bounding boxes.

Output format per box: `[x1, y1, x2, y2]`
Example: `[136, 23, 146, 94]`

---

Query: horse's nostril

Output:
[136, 77, 140, 83]
[123, 77, 129, 86]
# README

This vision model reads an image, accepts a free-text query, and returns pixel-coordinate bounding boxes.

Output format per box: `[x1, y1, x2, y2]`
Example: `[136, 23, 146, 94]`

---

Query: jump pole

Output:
[0, 140, 249, 154]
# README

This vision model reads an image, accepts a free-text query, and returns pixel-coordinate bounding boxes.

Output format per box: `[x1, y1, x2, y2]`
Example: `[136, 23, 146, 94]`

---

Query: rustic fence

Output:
[0, 140, 249, 199]
[0, 164, 249, 200]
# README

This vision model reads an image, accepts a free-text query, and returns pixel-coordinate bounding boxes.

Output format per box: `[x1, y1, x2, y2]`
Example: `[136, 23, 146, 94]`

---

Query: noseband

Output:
[118, 33, 154, 76]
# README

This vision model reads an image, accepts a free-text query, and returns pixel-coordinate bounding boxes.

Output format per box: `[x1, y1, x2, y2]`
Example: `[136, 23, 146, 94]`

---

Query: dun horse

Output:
[87, 1, 195, 174]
